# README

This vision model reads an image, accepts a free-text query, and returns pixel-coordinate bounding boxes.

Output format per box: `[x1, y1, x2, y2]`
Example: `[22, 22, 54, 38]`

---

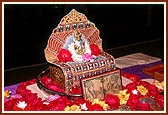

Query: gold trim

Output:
[60, 9, 88, 25]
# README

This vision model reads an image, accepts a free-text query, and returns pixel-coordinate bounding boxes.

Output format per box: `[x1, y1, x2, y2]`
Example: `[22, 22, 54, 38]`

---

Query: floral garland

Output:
[4, 73, 164, 111]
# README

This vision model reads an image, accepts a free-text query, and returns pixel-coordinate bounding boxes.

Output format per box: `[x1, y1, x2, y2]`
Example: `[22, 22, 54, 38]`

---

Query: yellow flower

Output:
[71, 105, 81, 111]
[92, 98, 109, 110]
[4, 90, 11, 98]
[154, 80, 164, 90]
[116, 89, 130, 105]
[64, 106, 71, 111]
[137, 85, 148, 96]
[92, 98, 100, 105]
[64, 105, 81, 111]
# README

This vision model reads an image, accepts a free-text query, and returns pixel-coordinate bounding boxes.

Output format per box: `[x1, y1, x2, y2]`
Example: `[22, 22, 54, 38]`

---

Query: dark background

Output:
[4, 4, 164, 70]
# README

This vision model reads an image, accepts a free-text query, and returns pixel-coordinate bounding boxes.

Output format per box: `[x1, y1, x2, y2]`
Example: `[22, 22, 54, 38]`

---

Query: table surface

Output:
[4, 39, 164, 86]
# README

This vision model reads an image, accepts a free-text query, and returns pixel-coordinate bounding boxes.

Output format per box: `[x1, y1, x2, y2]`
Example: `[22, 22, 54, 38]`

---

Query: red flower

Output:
[121, 72, 140, 82]
[154, 94, 164, 109]
[88, 104, 104, 111]
[48, 96, 71, 111]
[71, 97, 85, 105]
[139, 102, 151, 111]
[4, 98, 20, 111]
[128, 74, 140, 82]
[24, 92, 38, 103]
[105, 94, 120, 109]
[137, 81, 150, 87]
[40, 76, 65, 92]
[125, 82, 137, 90]
[127, 95, 141, 110]
[90, 44, 101, 56]
[13, 102, 24, 111]
[57, 49, 73, 63]
[57, 98, 67, 111]
[146, 84, 158, 97]
[29, 99, 45, 111]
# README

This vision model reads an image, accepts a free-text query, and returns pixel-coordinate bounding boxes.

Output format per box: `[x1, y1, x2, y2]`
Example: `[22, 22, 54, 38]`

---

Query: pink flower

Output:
[40, 76, 65, 92]
[45, 94, 60, 102]
[82, 53, 94, 62]
[4, 94, 22, 103]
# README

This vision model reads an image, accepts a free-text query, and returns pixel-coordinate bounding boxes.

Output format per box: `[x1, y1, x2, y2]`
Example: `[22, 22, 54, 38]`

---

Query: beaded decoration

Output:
[44, 9, 118, 95]
[45, 9, 102, 62]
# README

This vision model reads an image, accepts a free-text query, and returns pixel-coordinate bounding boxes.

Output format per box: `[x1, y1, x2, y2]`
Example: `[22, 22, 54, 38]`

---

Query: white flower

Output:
[17, 101, 27, 110]
[80, 103, 88, 110]
[132, 89, 138, 95]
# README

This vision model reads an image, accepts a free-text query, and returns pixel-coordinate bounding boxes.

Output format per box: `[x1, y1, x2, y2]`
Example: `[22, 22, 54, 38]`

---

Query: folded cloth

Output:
[26, 84, 49, 100]
[115, 53, 161, 69]
[121, 61, 163, 79]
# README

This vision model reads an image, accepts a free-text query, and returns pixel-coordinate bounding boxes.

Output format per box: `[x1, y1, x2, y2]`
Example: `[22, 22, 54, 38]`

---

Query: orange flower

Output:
[137, 85, 148, 96]
[154, 80, 164, 91]
[64, 104, 81, 111]
[4, 90, 11, 98]
[92, 98, 109, 110]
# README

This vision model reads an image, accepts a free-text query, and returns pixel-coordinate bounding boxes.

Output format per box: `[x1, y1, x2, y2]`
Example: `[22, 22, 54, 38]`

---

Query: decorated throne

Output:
[43, 9, 121, 99]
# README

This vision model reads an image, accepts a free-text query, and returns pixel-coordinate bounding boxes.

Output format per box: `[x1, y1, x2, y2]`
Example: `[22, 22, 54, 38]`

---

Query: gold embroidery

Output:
[61, 9, 87, 25]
